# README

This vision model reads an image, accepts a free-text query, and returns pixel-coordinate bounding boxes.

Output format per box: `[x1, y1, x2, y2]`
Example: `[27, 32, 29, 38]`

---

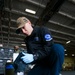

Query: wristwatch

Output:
[33, 54, 39, 60]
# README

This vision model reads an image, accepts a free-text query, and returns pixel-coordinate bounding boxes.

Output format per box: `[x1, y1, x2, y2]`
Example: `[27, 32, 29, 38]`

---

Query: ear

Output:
[22, 28, 26, 33]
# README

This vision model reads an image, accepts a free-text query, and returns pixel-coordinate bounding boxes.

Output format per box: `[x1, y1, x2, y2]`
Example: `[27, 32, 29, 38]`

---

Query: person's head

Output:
[14, 45, 19, 50]
[16, 17, 33, 36]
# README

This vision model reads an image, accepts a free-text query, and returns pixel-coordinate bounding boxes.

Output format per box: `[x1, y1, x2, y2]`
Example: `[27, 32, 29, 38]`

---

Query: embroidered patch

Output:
[45, 34, 52, 41]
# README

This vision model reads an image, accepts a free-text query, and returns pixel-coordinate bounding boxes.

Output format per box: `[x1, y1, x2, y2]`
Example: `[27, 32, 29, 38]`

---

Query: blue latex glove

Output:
[21, 52, 34, 64]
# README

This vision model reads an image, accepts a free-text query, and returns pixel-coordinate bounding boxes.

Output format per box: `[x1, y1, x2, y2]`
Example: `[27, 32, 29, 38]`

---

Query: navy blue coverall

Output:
[24, 26, 64, 75]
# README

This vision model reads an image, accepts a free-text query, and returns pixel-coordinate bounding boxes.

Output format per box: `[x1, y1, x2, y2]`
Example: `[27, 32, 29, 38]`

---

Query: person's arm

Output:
[33, 27, 54, 60]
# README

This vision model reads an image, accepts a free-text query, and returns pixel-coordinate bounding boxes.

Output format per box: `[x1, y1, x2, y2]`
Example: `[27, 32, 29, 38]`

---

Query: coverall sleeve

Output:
[33, 27, 54, 60]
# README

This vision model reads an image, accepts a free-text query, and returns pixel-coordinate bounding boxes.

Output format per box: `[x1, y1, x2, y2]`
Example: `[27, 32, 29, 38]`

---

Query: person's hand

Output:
[21, 52, 34, 64]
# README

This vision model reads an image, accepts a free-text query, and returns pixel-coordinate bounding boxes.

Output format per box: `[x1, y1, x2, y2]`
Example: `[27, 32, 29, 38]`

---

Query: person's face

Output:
[14, 46, 19, 50]
[21, 22, 31, 36]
